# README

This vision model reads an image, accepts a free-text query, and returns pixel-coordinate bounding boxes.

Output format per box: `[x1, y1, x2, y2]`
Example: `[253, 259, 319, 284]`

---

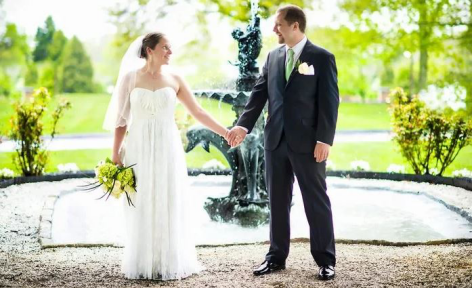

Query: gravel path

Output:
[0, 180, 471, 287]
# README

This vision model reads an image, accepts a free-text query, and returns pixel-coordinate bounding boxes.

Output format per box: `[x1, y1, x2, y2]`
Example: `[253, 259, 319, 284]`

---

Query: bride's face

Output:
[148, 37, 173, 65]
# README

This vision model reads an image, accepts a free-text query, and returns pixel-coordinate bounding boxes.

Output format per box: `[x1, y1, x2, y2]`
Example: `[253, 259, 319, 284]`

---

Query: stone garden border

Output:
[0, 169, 232, 189]
[0, 169, 471, 190]
[326, 171, 472, 191]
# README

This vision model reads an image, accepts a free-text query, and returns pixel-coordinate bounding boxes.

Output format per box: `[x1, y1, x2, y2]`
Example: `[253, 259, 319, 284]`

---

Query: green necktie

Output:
[285, 48, 295, 81]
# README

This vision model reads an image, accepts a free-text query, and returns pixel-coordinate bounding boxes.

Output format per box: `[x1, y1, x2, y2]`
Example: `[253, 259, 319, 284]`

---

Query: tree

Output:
[0, 73, 12, 97]
[0, 23, 29, 97]
[198, 0, 313, 22]
[33, 16, 56, 62]
[107, 1, 148, 62]
[61, 36, 94, 93]
[24, 61, 38, 87]
[48, 30, 68, 62]
[0, 0, 5, 30]
[48, 30, 68, 94]
[341, 0, 472, 93]
[0, 23, 29, 68]
[306, 26, 382, 100]
[38, 63, 55, 93]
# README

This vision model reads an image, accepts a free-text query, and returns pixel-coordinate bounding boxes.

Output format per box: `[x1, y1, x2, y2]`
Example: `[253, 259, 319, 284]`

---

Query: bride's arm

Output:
[175, 75, 229, 138]
[112, 126, 126, 166]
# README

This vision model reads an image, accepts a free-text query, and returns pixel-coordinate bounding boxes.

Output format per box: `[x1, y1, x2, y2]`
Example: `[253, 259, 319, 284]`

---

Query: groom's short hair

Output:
[277, 5, 307, 33]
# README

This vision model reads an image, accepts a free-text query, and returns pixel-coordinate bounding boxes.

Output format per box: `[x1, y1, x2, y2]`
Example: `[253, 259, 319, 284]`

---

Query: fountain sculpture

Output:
[185, 0, 269, 226]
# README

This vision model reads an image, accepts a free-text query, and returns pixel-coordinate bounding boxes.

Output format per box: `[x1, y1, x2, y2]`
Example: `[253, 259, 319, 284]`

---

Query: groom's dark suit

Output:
[236, 39, 339, 267]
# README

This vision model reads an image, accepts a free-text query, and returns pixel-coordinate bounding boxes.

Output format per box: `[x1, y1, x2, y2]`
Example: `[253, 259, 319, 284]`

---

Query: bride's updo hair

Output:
[140, 32, 165, 59]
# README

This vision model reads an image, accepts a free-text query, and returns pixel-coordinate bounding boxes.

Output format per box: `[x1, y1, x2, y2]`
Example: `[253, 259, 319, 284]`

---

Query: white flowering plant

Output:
[57, 163, 80, 173]
[326, 160, 336, 171]
[202, 159, 226, 170]
[79, 158, 137, 207]
[387, 164, 406, 174]
[350, 160, 370, 171]
[424, 167, 439, 176]
[452, 169, 472, 178]
[0, 168, 15, 180]
[418, 85, 467, 112]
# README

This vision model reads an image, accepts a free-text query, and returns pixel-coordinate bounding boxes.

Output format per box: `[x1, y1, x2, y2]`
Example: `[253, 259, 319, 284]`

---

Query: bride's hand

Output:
[224, 129, 230, 140]
[112, 153, 124, 167]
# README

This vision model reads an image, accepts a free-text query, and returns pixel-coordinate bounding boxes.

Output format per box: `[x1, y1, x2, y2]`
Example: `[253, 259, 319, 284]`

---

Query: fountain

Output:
[27, 0, 472, 248]
[186, 0, 269, 226]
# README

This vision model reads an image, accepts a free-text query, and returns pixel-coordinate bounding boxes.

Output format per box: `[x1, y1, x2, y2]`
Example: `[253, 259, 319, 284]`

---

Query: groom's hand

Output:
[314, 142, 330, 163]
[227, 126, 247, 147]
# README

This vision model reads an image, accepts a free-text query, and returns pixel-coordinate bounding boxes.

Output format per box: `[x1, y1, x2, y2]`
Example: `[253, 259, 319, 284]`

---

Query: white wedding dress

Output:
[119, 85, 203, 280]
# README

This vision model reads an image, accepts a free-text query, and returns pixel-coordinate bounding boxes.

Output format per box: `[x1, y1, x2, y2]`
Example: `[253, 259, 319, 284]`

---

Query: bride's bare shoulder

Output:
[169, 71, 185, 84]
[122, 70, 140, 82]
[168, 72, 190, 93]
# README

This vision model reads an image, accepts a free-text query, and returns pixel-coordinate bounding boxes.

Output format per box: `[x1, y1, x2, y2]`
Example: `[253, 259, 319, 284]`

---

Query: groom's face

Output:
[273, 11, 294, 44]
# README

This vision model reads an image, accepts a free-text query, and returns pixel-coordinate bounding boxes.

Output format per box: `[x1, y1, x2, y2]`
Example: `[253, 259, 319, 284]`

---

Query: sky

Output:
[3, 0, 118, 42]
[3, 0, 344, 43]
[2, 0, 345, 85]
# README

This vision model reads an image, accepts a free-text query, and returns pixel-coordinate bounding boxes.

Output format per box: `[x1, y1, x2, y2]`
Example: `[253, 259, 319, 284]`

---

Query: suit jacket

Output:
[236, 39, 340, 153]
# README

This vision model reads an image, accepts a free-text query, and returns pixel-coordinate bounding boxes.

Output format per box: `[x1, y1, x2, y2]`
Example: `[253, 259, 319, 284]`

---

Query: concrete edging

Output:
[38, 193, 60, 247]
[38, 237, 472, 250]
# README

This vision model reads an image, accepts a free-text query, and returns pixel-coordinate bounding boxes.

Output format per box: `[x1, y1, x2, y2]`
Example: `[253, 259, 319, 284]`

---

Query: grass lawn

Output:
[1, 143, 470, 177]
[1, 94, 392, 135]
[337, 102, 391, 130]
[330, 142, 471, 175]
[0, 146, 230, 173]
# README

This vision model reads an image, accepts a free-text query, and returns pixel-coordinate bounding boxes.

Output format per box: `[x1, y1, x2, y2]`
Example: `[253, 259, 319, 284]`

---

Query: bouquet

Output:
[80, 158, 137, 207]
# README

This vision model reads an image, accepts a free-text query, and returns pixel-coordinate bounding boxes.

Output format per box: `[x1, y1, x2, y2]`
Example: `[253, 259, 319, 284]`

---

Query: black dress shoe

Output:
[318, 265, 335, 280]
[253, 260, 286, 276]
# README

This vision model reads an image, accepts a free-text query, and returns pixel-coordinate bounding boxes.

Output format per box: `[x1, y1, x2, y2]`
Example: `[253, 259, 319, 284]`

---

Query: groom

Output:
[226, 5, 339, 280]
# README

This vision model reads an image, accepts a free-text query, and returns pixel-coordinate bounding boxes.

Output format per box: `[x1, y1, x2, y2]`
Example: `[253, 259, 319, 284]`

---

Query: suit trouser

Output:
[264, 132, 336, 267]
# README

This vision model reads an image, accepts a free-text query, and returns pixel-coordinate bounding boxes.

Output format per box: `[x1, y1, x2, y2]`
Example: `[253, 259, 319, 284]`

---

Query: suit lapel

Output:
[285, 40, 312, 90]
[277, 46, 286, 86]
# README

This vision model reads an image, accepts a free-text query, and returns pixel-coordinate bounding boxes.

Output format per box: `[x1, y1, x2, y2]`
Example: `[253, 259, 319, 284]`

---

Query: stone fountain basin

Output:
[46, 176, 471, 247]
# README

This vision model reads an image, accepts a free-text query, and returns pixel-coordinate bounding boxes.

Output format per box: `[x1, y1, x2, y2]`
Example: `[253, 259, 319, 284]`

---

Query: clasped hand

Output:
[224, 127, 331, 162]
[224, 127, 247, 147]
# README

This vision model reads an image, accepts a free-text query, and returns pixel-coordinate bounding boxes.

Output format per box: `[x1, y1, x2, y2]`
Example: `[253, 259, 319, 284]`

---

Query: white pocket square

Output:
[305, 65, 315, 75]
[298, 63, 315, 75]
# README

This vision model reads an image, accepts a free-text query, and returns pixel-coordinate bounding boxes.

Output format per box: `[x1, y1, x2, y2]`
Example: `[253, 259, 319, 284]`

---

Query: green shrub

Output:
[390, 87, 471, 176]
[0, 73, 13, 97]
[38, 64, 55, 94]
[24, 64, 39, 87]
[8, 87, 71, 176]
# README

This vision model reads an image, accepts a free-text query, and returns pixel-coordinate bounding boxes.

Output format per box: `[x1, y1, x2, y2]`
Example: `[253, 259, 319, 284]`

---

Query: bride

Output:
[103, 32, 229, 280]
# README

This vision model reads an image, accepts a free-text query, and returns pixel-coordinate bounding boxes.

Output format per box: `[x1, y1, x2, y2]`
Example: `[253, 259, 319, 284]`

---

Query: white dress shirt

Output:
[285, 36, 307, 67]
[237, 36, 329, 146]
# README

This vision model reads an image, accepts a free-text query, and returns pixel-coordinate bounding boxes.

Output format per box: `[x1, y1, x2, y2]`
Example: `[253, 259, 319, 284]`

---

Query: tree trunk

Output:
[418, 44, 428, 92]
[417, 1, 429, 92]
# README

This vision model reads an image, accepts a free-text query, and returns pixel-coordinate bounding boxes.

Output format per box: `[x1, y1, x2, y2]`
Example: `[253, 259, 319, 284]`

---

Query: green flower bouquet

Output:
[80, 158, 137, 207]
